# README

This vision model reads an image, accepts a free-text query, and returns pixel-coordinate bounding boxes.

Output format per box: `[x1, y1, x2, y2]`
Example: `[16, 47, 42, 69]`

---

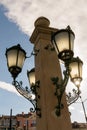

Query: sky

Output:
[0, 0, 87, 123]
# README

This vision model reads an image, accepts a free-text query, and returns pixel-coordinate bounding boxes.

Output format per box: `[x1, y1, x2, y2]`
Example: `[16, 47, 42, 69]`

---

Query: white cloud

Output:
[0, 0, 87, 36]
[0, 0, 87, 99]
[0, 0, 87, 60]
[0, 81, 20, 96]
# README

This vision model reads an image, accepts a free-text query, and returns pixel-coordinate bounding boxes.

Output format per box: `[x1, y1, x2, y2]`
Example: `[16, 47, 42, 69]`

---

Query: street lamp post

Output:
[5, 17, 83, 130]
[80, 96, 87, 123]
[9, 109, 12, 130]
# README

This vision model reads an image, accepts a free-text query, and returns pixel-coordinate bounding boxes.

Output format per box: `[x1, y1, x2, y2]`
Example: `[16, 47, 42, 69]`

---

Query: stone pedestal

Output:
[30, 17, 72, 130]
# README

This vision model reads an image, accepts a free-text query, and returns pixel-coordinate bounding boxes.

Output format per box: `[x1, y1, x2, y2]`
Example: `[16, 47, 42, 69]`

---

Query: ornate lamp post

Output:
[5, 24, 83, 117]
[5, 44, 41, 117]
[51, 26, 83, 115]
[5, 16, 83, 130]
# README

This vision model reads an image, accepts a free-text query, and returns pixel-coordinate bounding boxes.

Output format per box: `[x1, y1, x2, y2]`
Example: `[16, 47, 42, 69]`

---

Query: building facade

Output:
[0, 112, 36, 130]
[16, 112, 36, 130]
[72, 122, 87, 130]
[0, 115, 16, 130]
[0, 112, 86, 130]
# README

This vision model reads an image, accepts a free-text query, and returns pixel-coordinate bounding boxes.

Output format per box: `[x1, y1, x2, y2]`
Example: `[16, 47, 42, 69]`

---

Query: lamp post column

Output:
[30, 17, 72, 130]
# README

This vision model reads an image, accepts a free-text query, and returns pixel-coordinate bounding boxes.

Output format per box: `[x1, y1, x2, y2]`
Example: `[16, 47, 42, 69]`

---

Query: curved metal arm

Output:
[66, 89, 81, 106]
[12, 80, 36, 113]
[26, 47, 39, 58]
[12, 80, 41, 117]
[51, 64, 70, 116]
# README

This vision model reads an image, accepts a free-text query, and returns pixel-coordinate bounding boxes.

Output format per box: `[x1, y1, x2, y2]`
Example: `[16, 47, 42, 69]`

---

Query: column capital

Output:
[34, 17, 50, 27]
[30, 17, 58, 44]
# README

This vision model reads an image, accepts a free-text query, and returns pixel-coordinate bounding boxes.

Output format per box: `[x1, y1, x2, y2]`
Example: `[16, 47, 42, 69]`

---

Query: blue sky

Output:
[0, 0, 87, 123]
[0, 5, 34, 116]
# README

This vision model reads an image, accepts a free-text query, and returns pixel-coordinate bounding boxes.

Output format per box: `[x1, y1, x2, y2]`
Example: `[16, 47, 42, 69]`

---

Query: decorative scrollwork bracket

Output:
[51, 64, 70, 116]
[12, 80, 41, 118]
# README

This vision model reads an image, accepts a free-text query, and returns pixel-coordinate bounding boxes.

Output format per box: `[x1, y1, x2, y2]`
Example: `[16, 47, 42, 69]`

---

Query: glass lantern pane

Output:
[72, 78, 81, 87]
[17, 50, 26, 69]
[29, 72, 35, 86]
[69, 62, 78, 79]
[79, 62, 83, 78]
[70, 33, 74, 52]
[55, 32, 74, 53]
[7, 49, 17, 67]
[27, 69, 35, 87]
[69, 57, 83, 87]
[52, 40, 58, 55]
[55, 32, 69, 53]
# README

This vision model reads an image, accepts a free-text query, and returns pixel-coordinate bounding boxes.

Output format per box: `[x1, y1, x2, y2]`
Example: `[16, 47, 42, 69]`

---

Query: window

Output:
[31, 120, 36, 127]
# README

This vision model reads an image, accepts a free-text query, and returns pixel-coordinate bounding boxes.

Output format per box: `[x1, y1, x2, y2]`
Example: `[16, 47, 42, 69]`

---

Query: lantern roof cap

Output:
[70, 57, 83, 64]
[27, 68, 35, 75]
[5, 44, 26, 56]
[52, 25, 75, 38]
